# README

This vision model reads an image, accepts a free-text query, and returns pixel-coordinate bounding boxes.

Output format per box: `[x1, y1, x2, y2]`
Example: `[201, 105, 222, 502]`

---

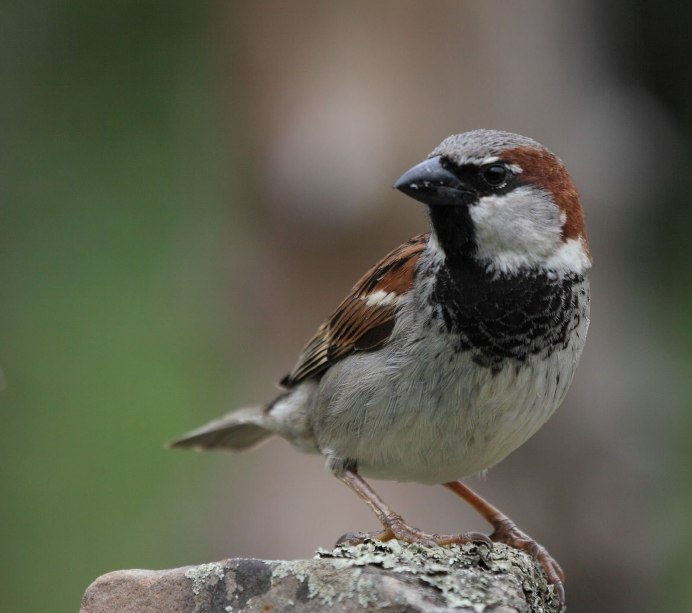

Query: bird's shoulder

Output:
[280, 233, 429, 387]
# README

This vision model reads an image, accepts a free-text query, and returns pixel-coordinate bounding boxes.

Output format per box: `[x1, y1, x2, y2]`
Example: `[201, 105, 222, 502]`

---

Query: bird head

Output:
[395, 129, 591, 275]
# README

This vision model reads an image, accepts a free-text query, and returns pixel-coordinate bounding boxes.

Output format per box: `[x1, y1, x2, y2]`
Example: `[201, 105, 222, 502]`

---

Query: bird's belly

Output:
[312, 338, 582, 484]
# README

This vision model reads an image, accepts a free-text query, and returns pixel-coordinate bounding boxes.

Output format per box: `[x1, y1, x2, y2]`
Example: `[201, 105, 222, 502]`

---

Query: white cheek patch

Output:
[470, 186, 574, 274]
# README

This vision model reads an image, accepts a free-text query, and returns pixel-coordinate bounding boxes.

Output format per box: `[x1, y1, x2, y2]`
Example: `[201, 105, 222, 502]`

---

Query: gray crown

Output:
[429, 129, 550, 166]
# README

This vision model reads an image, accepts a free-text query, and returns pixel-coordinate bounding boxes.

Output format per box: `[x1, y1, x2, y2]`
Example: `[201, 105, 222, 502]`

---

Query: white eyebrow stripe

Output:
[478, 156, 523, 174]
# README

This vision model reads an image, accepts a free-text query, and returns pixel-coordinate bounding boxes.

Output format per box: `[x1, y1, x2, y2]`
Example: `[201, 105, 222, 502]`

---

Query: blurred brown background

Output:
[1, 2, 690, 611]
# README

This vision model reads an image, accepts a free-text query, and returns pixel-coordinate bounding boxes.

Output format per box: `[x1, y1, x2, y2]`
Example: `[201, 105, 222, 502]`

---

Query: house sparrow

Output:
[172, 129, 591, 603]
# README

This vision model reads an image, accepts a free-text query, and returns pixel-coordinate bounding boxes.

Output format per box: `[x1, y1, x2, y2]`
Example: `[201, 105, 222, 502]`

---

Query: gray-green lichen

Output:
[184, 561, 226, 596]
[273, 557, 382, 609]
[307, 540, 562, 612]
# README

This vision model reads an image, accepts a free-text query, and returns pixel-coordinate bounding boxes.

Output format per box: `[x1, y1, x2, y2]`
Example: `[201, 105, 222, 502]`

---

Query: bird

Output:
[171, 129, 591, 603]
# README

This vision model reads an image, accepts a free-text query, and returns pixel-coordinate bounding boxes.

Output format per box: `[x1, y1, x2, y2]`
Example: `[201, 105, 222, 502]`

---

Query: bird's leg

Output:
[444, 480, 565, 603]
[335, 468, 490, 548]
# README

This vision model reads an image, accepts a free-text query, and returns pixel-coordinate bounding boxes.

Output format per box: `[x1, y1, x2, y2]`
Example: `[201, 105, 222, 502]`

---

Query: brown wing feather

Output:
[280, 233, 429, 387]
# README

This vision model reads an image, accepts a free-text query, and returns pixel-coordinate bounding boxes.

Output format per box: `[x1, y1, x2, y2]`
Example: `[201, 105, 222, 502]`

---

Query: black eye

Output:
[480, 164, 509, 187]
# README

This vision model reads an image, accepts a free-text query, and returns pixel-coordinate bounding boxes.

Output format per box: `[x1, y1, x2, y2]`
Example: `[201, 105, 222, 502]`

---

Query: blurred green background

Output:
[0, 2, 235, 610]
[1, 2, 691, 612]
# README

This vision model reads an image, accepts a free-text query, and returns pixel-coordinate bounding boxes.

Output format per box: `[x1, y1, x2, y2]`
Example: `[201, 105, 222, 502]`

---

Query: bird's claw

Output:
[490, 518, 565, 604]
[335, 529, 392, 547]
[336, 514, 492, 550]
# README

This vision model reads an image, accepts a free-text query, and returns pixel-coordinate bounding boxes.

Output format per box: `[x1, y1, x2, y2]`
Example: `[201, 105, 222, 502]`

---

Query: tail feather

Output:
[169, 406, 273, 452]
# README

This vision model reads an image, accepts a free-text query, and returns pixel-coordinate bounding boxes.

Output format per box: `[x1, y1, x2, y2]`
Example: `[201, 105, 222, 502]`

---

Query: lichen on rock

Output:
[80, 540, 564, 612]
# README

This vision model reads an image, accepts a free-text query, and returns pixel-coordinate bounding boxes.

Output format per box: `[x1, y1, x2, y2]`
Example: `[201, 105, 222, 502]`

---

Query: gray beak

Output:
[394, 156, 474, 207]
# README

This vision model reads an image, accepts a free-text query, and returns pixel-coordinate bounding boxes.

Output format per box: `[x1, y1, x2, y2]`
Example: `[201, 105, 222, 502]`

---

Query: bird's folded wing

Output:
[280, 233, 429, 387]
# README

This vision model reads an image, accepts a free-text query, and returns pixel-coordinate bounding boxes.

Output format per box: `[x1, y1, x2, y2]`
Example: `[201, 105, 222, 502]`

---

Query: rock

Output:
[80, 540, 564, 612]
